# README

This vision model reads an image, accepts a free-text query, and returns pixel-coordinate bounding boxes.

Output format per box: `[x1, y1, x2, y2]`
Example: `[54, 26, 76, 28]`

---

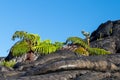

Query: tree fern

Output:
[66, 36, 111, 55]
[32, 41, 63, 55]
[66, 37, 89, 49]
[12, 31, 27, 40]
[54, 42, 64, 50]
[10, 31, 41, 56]
[12, 31, 41, 45]
[42, 39, 51, 44]
[10, 31, 63, 57]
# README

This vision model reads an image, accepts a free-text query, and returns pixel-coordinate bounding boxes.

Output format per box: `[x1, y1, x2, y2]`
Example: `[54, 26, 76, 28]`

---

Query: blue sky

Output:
[0, 0, 120, 57]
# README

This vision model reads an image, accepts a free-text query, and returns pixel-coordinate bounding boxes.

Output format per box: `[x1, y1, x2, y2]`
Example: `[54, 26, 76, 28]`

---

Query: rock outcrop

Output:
[90, 20, 120, 53]
[0, 20, 120, 80]
[0, 53, 120, 80]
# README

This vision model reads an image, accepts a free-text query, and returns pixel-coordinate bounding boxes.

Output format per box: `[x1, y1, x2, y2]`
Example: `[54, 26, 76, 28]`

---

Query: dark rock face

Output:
[5, 51, 14, 61]
[90, 37, 116, 53]
[90, 20, 113, 41]
[90, 20, 120, 53]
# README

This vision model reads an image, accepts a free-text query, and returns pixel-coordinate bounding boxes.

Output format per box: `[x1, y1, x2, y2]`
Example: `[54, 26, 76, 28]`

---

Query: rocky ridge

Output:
[0, 20, 120, 80]
[90, 20, 120, 53]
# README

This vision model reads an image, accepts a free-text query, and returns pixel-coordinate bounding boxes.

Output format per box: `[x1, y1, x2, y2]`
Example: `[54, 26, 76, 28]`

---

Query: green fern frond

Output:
[88, 48, 111, 55]
[12, 31, 27, 40]
[12, 31, 41, 45]
[32, 44, 57, 55]
[66, 37, 89, 49]
[11, 41, 30, 56]
[42, 40, 52, 44]
[54, 42, 63, 50]
[74, 47, 89, 56]
[10, 31, 64, 57]
[66, 36, 111, 56]
[0, 60, 16, 68]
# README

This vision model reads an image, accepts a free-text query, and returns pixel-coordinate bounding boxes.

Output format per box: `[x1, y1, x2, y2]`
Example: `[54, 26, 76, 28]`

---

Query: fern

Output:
[10, 31, 63, 57]
[11, 41, 30, 56]
[66, 37, 89, 49]
[0, 60, 16, 68]
[12, 31, 27, 40]
[32, 43, 57, 55]
[12, 31, 41, 45]
[74, 47, 89, 56]
[54, 42, 64, 50]
[88, 48, 111, 55]
[42, 39, 52, 44]
[66, 36, 111, 56]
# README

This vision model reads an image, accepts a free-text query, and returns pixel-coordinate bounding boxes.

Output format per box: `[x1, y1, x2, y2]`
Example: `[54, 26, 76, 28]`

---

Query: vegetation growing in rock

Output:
[10, 31, 63, 56]
[11, 41, 30, 56]
[66, 37, 89, 49]
[0, 60, 16, 68]
[97, 33, 103, 41]
[110, 28, 113, 35]
[66, 36, 111, 56]
[7, 29, 112, 57]
[32, 41, 63, 55]
[88, 48, 111, 55]
[75, 47, 89, 56]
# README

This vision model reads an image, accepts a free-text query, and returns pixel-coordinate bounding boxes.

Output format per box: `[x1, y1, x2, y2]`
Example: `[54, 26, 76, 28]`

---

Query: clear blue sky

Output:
[0, 0, 120, 57]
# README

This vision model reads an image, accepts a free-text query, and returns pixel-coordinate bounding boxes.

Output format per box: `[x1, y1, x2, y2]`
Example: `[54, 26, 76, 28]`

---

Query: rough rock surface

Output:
[0, 53, 120, 80]
[13, 50, 77, 71]
[5, 51, 39, 63]
[90, 20, 120, 53]
[1, 20, 120, 80]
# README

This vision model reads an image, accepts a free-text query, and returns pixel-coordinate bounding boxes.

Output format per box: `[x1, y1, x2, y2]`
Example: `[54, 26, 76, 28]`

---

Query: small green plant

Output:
[74, 47, 89, 56]
[109, 28, 113, 35]
[66, 36, 111, 56]
[97, 33, 103, 41]
[88, 48, 111, 55]
[0, 60, 16, 68]
[66, 37, 89, 49]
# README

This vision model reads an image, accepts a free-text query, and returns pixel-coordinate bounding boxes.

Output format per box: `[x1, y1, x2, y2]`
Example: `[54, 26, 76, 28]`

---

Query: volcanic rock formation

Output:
[1, 20, 120, 80]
